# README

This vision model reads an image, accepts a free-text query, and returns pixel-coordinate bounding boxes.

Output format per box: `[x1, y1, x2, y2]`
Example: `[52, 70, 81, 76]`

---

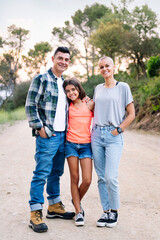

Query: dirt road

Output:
[0, 120, 160, 240]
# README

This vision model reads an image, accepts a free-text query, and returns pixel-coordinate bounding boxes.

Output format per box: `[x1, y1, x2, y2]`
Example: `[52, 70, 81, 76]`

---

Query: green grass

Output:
[0, 107, 26, 124]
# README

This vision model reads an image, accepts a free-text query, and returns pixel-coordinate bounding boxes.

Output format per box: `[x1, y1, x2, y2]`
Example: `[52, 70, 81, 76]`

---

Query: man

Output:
[25, 46, 75, 233]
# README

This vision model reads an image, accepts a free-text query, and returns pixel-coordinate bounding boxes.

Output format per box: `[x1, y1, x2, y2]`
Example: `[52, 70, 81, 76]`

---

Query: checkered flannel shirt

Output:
[25, 68, 65, 137]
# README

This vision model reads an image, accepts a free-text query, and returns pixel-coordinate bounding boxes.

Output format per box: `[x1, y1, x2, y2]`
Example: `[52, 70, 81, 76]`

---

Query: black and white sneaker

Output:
[71, 199, 85, 217]
[80, 203, 85, 217]
[75, 212, 85, 226]
[106, 211, 118, 228]
[96, 212, 109, 227]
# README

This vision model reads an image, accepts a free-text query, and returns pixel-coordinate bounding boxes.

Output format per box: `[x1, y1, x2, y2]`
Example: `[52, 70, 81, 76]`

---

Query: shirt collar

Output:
[48, 68, 64, 81]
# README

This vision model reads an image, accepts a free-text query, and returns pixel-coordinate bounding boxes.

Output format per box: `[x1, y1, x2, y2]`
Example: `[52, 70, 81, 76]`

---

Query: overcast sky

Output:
[1, 0, 160, 53]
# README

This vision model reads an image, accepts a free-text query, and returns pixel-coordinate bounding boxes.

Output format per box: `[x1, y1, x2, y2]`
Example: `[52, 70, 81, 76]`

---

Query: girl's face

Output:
[65, 84, 80, 102]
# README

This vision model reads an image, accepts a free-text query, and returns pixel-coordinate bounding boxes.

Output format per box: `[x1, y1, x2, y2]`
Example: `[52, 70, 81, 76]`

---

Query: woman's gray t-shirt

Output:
[93, 82, 133, 127]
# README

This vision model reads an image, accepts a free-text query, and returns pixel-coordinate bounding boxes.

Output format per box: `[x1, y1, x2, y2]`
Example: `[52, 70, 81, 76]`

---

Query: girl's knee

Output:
[71, 174, 79, 185]
[83, 178, 92, 187]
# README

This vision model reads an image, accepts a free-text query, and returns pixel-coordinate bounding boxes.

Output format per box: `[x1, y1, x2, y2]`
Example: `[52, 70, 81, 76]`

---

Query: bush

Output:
[13, 81, 31, 108]
[134, 76, 160, 120]
[82, 74, 104, 98]
[147, 56, 160, 77]
[0, 107, 26, 124]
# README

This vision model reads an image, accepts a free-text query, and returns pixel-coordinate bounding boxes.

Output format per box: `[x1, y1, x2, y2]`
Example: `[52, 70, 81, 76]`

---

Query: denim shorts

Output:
[65, 141, 92, 159]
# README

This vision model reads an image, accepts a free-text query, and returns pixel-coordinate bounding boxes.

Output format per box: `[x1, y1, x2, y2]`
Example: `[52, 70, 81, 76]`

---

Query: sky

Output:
[1, 0, 160, 53]
[0, 0, 160, 79]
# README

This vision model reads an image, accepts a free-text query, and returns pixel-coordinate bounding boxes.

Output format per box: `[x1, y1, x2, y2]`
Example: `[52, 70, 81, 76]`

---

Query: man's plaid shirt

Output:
[25, 68, 65, 137]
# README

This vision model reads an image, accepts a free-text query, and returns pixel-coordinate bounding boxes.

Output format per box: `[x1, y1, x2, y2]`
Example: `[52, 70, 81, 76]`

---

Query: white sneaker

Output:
[96, 212, 109, 227]
[106, 211, 118, 228]
[75, 212, 85, 226]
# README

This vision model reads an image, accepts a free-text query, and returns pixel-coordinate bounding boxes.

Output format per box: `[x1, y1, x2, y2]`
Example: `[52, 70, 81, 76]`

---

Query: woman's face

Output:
[98, 58, 115, 79]
[65, 84, 80, 102]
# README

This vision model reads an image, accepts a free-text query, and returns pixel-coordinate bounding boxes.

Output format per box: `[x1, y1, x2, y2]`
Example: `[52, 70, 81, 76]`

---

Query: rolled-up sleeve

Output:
[25, 75, 43, 129]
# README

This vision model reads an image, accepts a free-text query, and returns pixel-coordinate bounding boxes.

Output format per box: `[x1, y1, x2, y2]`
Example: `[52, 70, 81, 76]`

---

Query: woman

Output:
[63, 78, 94, 226]
[91, 56, 135, 228]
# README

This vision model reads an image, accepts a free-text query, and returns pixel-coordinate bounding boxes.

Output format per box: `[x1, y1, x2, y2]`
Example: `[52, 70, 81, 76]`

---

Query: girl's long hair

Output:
[63, 78, 86, 104]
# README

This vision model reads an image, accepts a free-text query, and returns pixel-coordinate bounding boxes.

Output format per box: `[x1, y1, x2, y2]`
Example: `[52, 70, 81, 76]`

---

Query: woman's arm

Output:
[86, 99, 95, 111]
[119, 102, 135, 131]
[111, 102, 135, 136]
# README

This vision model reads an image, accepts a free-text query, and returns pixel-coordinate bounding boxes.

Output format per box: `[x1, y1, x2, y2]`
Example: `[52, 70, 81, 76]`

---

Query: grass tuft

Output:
[0, 107, 26, 124]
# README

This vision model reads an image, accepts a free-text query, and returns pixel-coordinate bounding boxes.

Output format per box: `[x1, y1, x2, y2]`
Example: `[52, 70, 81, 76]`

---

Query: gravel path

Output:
[0, 120, 160, 240]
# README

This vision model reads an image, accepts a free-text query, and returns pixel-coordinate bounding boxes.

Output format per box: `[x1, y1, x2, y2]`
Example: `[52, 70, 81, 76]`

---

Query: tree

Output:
[52, 3, 110, 79]
[90, 3, 160, 79]
[23, 42, 52, 78]
[52, 21, 80, 64]
[90, 21, 125, 60]
[0, 25, 29, 92]
[0, 36, 3, 47]
[72, 3, 110, 78]
[147, 56, 160, 77]
[124, 5, 160, 78]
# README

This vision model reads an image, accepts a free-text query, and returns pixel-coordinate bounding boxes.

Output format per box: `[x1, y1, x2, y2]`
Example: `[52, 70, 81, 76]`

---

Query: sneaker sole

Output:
[75, 221, 85, 226]
[28, 224, 48, 233]
[96, 222, 107, 227]
[46, 213, 74, 220]
[106, 222, 117, 228]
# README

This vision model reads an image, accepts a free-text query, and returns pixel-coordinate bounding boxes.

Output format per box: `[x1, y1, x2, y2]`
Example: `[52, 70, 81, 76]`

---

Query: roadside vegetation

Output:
[0, 107, 26, 124]
[0, 0, 160, 131]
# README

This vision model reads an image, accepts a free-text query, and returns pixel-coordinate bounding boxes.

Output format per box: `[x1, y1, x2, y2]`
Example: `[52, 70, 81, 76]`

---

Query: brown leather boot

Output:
[46, 201, 75, 219]
[29, 210, 48, 233]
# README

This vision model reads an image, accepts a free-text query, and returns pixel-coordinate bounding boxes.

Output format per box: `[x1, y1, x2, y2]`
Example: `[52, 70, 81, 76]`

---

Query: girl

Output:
[63, 78, 94, 226]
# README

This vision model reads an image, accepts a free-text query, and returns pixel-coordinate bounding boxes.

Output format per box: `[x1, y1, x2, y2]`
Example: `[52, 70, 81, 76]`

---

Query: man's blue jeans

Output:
[29, 131, 66, 211]
[91, 125, 123, 211]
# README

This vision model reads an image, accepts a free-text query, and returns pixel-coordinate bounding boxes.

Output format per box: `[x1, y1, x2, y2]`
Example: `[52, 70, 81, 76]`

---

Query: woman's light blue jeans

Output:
[91, 125, 123, 211]
[29, 131, 66, 211]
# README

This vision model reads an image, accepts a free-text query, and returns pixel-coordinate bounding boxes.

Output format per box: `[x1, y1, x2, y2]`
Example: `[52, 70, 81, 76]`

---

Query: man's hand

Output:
[38, 127, 48, 138]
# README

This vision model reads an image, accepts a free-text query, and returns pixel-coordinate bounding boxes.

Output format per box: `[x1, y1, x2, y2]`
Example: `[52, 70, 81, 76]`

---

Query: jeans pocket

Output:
[109, 130, 117, 137]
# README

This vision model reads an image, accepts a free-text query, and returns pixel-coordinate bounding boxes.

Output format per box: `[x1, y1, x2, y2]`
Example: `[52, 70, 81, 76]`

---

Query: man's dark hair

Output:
[54, 46, 70, 56]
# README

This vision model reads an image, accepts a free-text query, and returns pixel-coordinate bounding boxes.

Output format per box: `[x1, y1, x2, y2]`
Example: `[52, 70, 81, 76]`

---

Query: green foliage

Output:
[90, 21, 124, 59]
[147, 56, 160, 77]
[23, 42, 52, 78]
[0, 36, 3, 47]
[1, 81, 30, 111]
[13, 81, 31, 108]
[52, 3, 109, 78]
[0, 24, 29, 91]
[1, 97, 14, 111]
[90, 3, 160, 79]
[0, 107, 26, 124]
[131, 5, 157, 38]
[132, 76, 160, 120]
[82, 74, 104, 98]
[52, 21, 79, 64]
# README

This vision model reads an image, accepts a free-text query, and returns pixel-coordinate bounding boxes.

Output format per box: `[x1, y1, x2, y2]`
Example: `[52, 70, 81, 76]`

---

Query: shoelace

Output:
[75, 212, 83, 221]
[109, 212, 116, 220]
[59, 201, 65, 210]
[35, 210, 42, 222]
[100, 212, 109, 220]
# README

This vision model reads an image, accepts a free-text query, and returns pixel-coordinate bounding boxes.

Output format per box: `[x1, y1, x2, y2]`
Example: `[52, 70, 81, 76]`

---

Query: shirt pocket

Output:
[43, 90, 51, 102]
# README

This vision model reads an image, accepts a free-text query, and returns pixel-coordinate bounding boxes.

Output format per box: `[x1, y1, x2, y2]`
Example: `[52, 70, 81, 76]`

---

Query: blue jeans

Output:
[65, 141, 92, 159]
[29, 131, 66, 211]
[91, 125, 123, 211]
